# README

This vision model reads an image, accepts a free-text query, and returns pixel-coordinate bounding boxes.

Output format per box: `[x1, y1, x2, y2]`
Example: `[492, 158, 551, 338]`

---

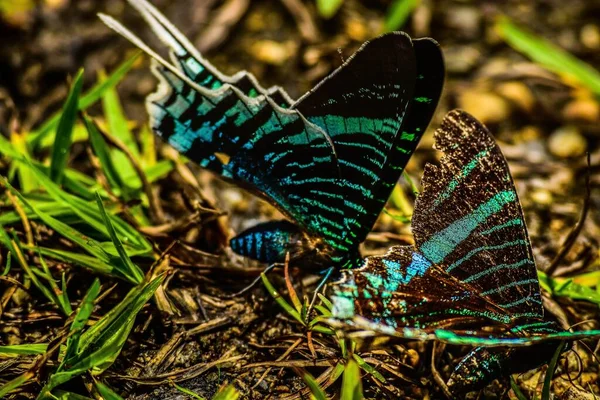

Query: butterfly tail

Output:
[125, 0, 293, 104]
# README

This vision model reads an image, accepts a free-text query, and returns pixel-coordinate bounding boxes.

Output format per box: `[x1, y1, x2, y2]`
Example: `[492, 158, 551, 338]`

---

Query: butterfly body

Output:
[100, 0, 444, 272]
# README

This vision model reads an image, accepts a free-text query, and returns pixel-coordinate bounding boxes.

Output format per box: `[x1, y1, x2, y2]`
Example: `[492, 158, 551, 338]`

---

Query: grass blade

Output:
[261, 273, 304, 325]
[50, 69, 84, 184]
[340, 358, 363, 400]
[95, 192, 144, 283]
[61, 279, 101, 367]
[316, 0, 343, 19]
[95, 382, 125, 400]
[297, 368, 327, 400]
[541, 343, 564, 400]
[28, 52, 141, 149]
[510, 376, 529, 400]
[0, 343, 48, 356]
[212, 385, 240, 400]
[385, 0, 420, 32]
[84, 114, 126, 192]
[496, 17, 600, 96]
[41, 277, 163, 396]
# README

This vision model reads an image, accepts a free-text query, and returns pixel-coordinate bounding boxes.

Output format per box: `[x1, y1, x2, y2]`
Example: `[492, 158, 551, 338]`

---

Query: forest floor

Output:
[0, 0, 600, 399]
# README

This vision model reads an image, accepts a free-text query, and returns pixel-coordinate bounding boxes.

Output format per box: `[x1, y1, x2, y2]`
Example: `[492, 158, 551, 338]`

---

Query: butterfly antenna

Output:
[545, 152, 592, 276]
[223, 263, 280, 298]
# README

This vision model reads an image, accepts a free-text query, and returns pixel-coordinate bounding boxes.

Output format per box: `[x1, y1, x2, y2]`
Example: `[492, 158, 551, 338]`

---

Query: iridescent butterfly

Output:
[330, 110, 600, 395]
[99, 0, 444, 272]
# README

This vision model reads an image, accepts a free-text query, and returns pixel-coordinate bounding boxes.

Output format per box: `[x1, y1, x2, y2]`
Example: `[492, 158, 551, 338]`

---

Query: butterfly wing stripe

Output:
[445, 239, 529, 273]
[480, 278, 539, 297]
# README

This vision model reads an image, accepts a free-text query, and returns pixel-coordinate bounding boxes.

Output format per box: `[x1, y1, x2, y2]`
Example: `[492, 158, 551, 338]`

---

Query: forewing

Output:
[295, 34, 426, 252]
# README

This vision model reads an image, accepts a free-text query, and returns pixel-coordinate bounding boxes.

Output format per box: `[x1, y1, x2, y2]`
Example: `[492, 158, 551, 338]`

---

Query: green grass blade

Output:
[212, 385, 240, 400]
[2, 252, 11, 276]
[34, 247, 115, 276]
[101, 74, 139, 158]
[541, 343, 564, 400]
[510, 376, 529, 400]
[61, 279, 101, 367]
[95, 192, 144, 283]
[0, 371, 35, 398]
[496, 17, 600, 96]
[353, 354, 385, 383]
[328, 362, 345, 386]
[1, 178, 124, 278]
[28, 52, 141, 149]
[538, 270, 600, 304]
[42, 277, 163, 395]
[385, 0, 420, 32]
[139, 125, 156, 167]
[9, 233, 61, 312]
[83, 114, 125, 192]
[260, 273, 304, 325]
[95, 382, 125, 400]
[0, 343, 48, 356]
[298, 369, 327, 400]
[38, 250, 72, 315]
[341, 359, 363, 400]
[172, 382, 207, 400]
[10, 132, 38, 193]
[53, 391, 94, 400]
[316, 0, 343, 19]
[50, 69, 84, 184]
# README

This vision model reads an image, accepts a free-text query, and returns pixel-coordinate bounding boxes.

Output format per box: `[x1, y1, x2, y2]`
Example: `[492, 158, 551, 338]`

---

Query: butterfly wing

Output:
[412, 110, 543, 319]
[331, 245, 515, 330]
[100, 14, 348, 244]
[332, 109, 541, 326]
[294, 35, 444, 254]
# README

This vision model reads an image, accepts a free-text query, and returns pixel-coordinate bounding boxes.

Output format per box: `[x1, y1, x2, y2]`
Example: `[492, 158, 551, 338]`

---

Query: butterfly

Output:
[330, 110, 600, 395]
[99, 0, 444, 271]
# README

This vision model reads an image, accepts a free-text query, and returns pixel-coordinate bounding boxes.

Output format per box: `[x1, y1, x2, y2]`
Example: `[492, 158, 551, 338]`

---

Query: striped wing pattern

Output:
[149, 63, 348, 248]
[332, 110, 542, 328]
[330, 110, 579, 394]
[412, 110, 542, 319]
[102, 0, 444, 265]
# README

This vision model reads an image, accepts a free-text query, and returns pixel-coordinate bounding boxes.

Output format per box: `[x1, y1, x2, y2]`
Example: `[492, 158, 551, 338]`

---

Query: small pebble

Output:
[581, 24, 600, 49]
[530, 189, 553, 206]
[496, 81, 534, 112]
[444, 6, 481, 39]
[251, 40, 293, 66]
[562, 97, 600, 122]
[458, 90, 510, 124]
[548, 126, 587, 158]
[444, 45, 481, 74]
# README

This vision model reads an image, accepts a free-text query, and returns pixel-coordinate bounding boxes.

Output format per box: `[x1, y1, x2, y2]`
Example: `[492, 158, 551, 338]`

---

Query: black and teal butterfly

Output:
[99, 0, 444, 271]
[330, 110, 600, 394]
